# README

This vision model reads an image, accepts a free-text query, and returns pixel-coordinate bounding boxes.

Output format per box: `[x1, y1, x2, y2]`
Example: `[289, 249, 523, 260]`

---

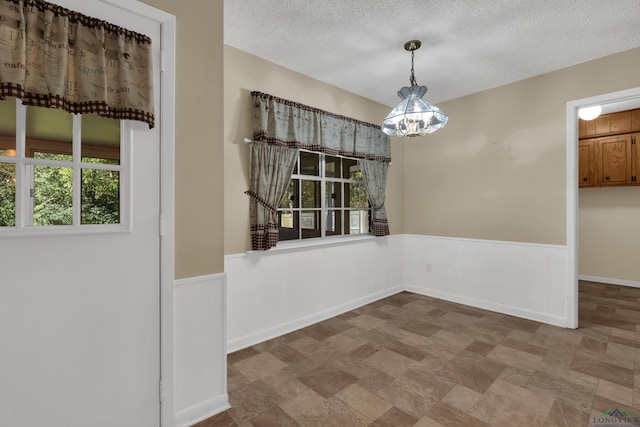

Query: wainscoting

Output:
[403, 234, 568, 327]
[225, 234, 570, 354]
[174, 273, 229, 427]
[225, 236, 405, 353]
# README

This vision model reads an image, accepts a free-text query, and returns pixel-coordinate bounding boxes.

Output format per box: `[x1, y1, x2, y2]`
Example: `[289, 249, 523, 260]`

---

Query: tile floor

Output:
[196, 281, 640, 426]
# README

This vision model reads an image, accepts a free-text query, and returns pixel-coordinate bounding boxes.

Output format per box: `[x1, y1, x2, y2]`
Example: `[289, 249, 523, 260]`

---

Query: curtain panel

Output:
[359, 159, 390, 236]
[245, 142, 299, 251]
[252, 91, 391, 163]
[0, 0, 155, 128]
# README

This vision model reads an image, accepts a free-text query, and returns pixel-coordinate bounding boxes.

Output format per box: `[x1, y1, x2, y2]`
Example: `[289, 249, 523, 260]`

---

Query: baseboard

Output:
[404, 284, 567, 328]
[579, 274, 640, 289]
[227, 285, 405, 353]
[174, 394, 230, 427]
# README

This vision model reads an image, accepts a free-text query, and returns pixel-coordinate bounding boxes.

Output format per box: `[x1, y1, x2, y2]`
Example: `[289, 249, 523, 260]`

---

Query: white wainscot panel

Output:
[403, 235, 568, 327]
[174, 273, 229, 427]
[225, 236, 405, 352]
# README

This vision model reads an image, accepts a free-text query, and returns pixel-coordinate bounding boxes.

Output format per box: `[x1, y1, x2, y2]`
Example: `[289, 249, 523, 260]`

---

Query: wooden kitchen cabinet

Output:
[578, 139, 596, 187]
[633, 133, 640, 185]
[579, 108, 640, 139]
[579, 133, 638, 188]
[578, 106, 640, 188]
[595, 134, 632, 186]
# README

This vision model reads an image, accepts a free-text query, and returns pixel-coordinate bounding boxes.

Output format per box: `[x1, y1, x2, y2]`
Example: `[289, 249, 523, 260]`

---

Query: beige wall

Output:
[579, 187, 640, 282]
[224, 45, 405, 255]
[141, 0, 225, 277]
[404, 47, 640, 246]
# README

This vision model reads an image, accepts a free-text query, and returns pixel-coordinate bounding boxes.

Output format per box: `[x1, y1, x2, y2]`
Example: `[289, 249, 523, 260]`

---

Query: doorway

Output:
[566, 86, 640, 329]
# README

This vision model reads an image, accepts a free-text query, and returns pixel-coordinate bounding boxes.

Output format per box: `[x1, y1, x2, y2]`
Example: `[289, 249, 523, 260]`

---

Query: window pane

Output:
[0, 98, 16, 157]
[278, 210, 298, 241]
[346, 210, 370, 235]
[301, 180, 320, 209]
[301, 210, 321, 239]
[32, 166, 73, 226]
[325, 156, 340, 178]
[82, 115, 120, 165]
[26, 105, 73, 160]
[326, 181, 342, 208]
[300, 152, 319, 176]
[342, 158, 360, 179]
[81, 169, 120, 224]
[345, 182, 369, 208]
[326, 209, 342, 236]
[0, 163, 16, 227]
[279, 179, 299, 209]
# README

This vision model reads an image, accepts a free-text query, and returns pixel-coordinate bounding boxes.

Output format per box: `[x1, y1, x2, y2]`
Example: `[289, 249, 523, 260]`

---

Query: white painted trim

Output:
[566, 100, 579, 329]
[174, 273, 227, 426]
[100, 1, 175, 426]
[566, 86, 640, 330]
[100, 0, 174, 20]
[227, 285, 404, 353]
[251, 234, 377, 253]
[404, 284, 566, 327]
[175, 272, 227, 288]
[579, 275, 640, 289]
[174, 395, 231, 427]
[404, 234, 565, 250]
[156, 13, 177, 427]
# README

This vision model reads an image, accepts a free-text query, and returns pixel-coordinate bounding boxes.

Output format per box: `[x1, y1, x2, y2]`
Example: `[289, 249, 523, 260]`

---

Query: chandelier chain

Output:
[409, 50, 417, 87]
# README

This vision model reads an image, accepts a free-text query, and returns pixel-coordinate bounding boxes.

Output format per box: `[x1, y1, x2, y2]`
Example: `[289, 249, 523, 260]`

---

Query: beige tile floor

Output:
[196, 281, 640, 426]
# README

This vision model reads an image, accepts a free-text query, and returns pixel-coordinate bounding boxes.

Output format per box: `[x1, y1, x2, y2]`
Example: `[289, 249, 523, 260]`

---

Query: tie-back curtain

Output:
[0, 0, 155, 128]
[245, 142, 299, 251]
[359, 159, 390, 236]
[252, 91, 391, 163]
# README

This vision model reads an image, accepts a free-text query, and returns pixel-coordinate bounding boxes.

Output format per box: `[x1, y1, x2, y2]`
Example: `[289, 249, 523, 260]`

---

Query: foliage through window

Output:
[0, 98, 126, 232]
[278, 151, 371, 241]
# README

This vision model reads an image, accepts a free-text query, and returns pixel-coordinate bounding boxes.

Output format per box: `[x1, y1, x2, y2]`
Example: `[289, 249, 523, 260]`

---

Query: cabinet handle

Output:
[583, 178, 587, 182]
[605, 176, 610, 180]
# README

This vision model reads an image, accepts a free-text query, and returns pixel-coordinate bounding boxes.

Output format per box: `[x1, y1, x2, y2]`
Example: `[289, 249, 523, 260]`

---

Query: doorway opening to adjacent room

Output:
[566, 86, 640, 329]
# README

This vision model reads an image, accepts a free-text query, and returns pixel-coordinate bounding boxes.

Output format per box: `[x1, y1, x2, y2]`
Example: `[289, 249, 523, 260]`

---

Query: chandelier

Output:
[382, 40, 448, 138]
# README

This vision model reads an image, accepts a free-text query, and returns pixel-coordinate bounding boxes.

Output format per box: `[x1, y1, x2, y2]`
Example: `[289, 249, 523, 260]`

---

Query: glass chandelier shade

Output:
[382, 40, 448, 138]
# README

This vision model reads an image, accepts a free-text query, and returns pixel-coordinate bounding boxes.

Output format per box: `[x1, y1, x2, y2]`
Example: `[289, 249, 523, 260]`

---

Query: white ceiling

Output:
[224, 0, 640, 109]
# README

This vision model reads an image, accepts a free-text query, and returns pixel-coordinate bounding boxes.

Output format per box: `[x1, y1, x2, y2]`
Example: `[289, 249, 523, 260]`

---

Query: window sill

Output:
[247, 234, 378, 254]
[0, 224, 132, 238]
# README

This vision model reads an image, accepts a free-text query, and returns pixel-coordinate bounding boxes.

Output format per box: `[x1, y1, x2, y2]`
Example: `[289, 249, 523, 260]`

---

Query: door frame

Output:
[101, 1, 176, 425]
[565, 86, 640, 329]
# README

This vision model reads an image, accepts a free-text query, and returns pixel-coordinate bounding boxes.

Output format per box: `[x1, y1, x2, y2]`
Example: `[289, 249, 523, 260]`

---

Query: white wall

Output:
[225, 234, 569, 353]
[225, 236, 404, 352]
[403, 235, 567, 327]
[174, 274, 229, 426]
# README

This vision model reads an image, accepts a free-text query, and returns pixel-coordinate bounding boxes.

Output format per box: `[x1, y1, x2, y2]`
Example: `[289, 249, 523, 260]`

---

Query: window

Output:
[0, 98, 129, 233]
[277, 151, 371, 241]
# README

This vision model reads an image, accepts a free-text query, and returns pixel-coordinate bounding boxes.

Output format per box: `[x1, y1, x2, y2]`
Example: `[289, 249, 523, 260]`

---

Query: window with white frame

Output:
[0, 97, 129, 232]
[277, 151, 371, 241]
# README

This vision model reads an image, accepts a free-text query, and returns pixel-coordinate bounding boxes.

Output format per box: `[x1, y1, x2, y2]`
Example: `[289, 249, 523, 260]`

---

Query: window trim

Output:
[0, 99, 132, 237]
[276, 149, 372, 243]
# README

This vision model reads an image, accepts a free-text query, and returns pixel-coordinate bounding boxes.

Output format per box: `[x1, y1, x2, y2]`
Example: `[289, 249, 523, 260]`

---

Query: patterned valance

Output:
[252, 91, 391, 163]
[0, 0, 154, 128]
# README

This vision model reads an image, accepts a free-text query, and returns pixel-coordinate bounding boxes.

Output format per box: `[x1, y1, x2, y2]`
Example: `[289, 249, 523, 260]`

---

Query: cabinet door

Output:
[595, 135, 632, 186]
[610, 111, 632, 135]
[633, 133, 639, 186]
[578, 140, 595, 187]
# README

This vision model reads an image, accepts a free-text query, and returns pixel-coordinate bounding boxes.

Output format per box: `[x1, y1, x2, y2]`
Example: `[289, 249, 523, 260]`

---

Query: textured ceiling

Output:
[224, 0, 640, 109]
